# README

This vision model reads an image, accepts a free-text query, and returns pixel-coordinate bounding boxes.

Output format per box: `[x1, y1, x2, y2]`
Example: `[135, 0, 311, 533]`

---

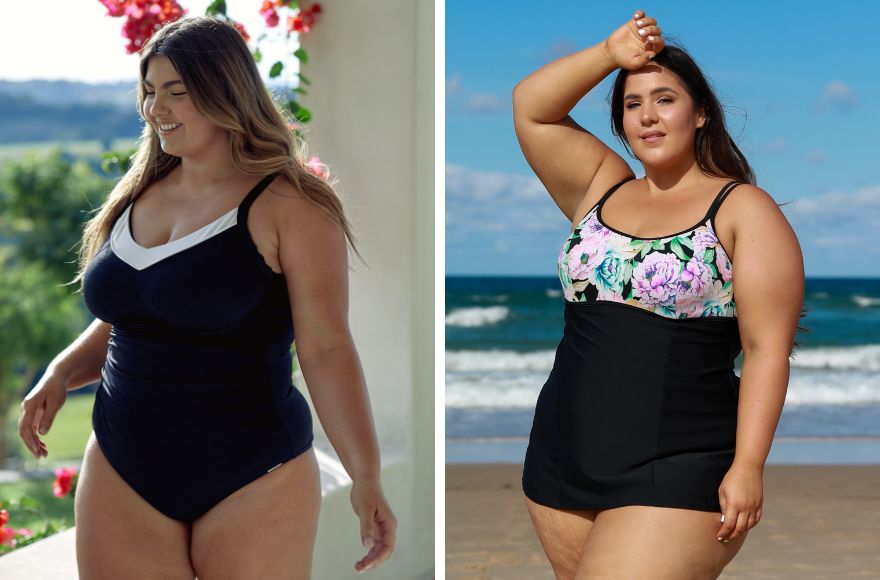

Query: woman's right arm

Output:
[18, 317, 112, 457]
[511, 9, 662, 221]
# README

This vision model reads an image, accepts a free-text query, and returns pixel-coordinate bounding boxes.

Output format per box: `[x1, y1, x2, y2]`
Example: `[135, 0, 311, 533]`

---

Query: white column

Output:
[298, 1, 434, 577]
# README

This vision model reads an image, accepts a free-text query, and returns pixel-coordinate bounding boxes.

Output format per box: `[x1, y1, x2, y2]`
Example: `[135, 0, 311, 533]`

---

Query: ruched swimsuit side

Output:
[82, 174, 313, 522]
[522, 177, 744, 513]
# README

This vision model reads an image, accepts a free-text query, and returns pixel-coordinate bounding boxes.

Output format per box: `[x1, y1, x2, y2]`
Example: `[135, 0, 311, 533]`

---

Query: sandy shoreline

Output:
[446, 463, 880, 579]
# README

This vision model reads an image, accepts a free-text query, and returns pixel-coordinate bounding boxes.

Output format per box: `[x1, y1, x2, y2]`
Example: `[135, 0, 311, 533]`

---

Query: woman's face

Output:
[621, 64, 705, 169]
[141, 55, 226, 158]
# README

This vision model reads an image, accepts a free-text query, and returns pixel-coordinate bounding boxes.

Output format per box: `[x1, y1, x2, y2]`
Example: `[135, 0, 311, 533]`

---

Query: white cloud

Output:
[818, 80, 858, 113]
[446, 164, 569, 240]
[804, 149, 828, 165]
[446, 74, 507, 115]
[764, 138, 787, 154]
[785, 184, 880, 255]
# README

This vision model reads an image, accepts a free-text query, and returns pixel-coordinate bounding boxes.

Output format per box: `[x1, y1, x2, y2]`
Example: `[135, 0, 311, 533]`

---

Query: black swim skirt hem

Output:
[522, 484, 722, 514]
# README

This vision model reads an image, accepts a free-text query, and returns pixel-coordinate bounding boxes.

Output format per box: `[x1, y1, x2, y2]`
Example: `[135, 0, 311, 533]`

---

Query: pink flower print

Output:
[631, 252, 681, 306]
[580, 212, 605, 236]
[567, 239, 602, 280]
[702, 279, 735, 316]
[678, 258, 713, 295]
[716, 249, 733, 282]
[692, 226, 718, 258]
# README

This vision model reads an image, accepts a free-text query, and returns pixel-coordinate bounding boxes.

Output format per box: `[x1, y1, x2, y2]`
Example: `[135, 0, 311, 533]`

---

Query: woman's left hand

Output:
[716, 461, 764, 542]
[351, 478, 397, 572]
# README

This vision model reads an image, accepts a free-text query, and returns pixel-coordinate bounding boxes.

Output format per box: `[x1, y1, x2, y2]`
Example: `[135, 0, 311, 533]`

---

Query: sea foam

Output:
[445, 306, 510, 327]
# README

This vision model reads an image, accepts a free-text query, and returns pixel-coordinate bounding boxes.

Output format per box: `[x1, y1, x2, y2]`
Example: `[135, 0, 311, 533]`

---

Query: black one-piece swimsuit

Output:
[522, 177, 745, 513]
[82, 174, 313, 522]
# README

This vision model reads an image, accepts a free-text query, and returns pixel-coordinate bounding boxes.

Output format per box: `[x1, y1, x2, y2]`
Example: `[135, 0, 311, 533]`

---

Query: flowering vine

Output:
[0, 468, 77, 554]
[97, 0, 320, 127]
[97, 0, 328, 179]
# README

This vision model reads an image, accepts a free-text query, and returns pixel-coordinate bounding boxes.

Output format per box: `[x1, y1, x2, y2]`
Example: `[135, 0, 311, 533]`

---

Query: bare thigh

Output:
[190, 448, 321, 580]
[75, 431, 196, 580]
[525, 495, 599, 580]
[576, 506, 748, 580]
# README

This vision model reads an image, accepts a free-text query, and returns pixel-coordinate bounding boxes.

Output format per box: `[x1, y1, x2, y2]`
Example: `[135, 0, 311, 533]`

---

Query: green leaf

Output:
[292, 87, 308, 95]
[287, 99, 300, 113]
[651, 239, 665, 251]
[269, 61, 284, 78]
[708, 264, 718, 277]
[254, 48, 262, 63]
[205, 0, 227, 16]
[297, 72, 311, 86]
[639, 244, 651, 258]
[669, 238, 688, 261]
[293, 48, 309, 63]
[293, 104, 312, 123]
[678, 235, 694, 249]
[703, 248, 715, 263]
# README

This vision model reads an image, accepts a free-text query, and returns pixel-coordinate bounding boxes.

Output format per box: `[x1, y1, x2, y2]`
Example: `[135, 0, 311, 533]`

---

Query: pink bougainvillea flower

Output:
[259, 0, 280, 28]
[17, 528, 33, 537]
[53, 467, 78, 498]
[99, 0, 128, 17]
[233, 21, 250, 42]
[0, 527, 14, 546]
[304, 156, 329, 180]
[0, 510, 8, 527]
[287, 3, 321, 34]
[99, 0, 187, 54]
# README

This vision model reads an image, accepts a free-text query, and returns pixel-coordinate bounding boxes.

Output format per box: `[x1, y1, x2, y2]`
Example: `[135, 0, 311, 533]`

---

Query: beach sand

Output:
[446, 463, 880, 579]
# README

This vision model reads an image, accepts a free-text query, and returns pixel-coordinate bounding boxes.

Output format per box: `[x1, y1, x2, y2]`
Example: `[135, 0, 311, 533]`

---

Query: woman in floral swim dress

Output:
[513, 8, 805, 580]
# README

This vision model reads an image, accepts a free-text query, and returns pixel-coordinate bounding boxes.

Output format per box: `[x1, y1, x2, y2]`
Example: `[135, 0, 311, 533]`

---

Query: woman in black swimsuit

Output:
[514, 8, 804, 579]
[18, 16, 395, 579]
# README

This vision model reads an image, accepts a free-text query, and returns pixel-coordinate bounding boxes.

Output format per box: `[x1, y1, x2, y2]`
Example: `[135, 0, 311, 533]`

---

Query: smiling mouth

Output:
[157, 123, 182, 134]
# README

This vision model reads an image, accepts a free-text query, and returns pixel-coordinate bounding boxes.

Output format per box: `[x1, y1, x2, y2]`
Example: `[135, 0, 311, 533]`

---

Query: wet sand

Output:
[446, 463, 880, 579]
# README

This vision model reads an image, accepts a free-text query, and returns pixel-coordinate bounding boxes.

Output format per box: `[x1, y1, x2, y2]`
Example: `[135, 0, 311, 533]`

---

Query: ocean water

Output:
[445, 276, 880, 464]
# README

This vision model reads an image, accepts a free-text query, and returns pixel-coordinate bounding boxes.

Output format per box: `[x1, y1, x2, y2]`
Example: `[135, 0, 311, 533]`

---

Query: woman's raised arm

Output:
[512, 9, 663, 221]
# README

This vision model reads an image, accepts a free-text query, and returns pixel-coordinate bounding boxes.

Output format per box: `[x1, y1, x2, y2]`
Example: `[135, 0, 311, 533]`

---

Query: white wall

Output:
[297, 1, 434, 577]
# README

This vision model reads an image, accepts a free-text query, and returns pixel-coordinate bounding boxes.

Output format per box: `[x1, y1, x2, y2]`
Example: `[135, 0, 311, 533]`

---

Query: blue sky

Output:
[446, 0, 878, 277]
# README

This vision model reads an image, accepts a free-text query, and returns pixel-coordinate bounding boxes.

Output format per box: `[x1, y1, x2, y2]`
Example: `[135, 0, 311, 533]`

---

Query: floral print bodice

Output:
[559, 178, 741, 319]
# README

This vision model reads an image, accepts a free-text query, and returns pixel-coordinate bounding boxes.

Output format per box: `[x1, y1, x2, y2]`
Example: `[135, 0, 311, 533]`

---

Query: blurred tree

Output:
[0, 152, 111, 465]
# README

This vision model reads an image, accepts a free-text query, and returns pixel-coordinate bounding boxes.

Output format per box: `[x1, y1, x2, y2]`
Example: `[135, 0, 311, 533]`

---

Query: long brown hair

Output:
[73, 16, 357, 288]
[609, 43, 756, 186]
[610, 42, 809, 356]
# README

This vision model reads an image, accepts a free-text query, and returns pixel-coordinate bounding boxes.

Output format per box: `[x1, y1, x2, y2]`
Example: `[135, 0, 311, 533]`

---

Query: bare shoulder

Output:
[262, 174, 346, 272]
[722, 183, 791, 227]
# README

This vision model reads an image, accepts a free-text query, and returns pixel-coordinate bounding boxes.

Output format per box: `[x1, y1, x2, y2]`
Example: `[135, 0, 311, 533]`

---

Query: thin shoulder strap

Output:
[239, 174, 279, 214]
[571, 175, 636, 230]
[705, 180, 744, 222]
[597, 175, 637, 208]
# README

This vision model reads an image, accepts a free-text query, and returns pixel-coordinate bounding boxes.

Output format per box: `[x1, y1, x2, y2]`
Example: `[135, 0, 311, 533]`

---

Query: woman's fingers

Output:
[354, 507, 397, 572]
[18, 399, 42, 457]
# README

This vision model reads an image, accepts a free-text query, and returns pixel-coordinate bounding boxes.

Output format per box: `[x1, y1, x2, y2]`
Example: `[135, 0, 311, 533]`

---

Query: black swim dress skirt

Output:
[522, 300, 742, 513]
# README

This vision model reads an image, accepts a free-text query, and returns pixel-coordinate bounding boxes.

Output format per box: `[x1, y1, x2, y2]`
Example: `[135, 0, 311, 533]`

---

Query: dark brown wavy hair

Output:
[609, 43, 756, 185]
[609, 42, 809, 356]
